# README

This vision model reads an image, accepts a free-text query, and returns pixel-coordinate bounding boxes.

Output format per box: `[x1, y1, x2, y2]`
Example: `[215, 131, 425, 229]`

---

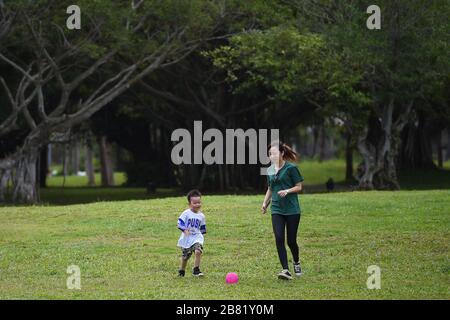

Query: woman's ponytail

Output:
[281, 143, 297, 162]
[268, 141, 298, 162]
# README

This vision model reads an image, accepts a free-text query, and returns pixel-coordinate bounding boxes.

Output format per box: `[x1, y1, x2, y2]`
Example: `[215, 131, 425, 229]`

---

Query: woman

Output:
[262, 142, 304, 280]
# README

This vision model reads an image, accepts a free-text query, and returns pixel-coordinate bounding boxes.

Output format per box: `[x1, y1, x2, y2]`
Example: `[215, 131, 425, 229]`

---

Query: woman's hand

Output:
[277, 189, 289, 198]
[262, 188, 271, 214]
[261, 202, 268, 214]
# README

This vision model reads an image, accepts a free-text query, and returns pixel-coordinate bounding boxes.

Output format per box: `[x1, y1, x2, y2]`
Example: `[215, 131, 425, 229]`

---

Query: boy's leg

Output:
[193, 243, 203, 268]
[180, 256, 188, 270]
[179, 248, 191, 276]
[192, 244, 204, 276]
[194, 249, 201, 268]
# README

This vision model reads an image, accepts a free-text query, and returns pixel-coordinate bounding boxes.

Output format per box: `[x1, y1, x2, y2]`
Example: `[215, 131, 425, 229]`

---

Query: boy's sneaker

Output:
[277, 269, 293, 280]
[293, 262, 302, 277]
[178, 269, 185, 277]
[193, 267, 204, 277]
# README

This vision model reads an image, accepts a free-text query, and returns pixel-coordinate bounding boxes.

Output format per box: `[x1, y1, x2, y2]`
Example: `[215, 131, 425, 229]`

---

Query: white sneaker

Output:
[277, 269, 293, 280]
[293, 262, 302, 277]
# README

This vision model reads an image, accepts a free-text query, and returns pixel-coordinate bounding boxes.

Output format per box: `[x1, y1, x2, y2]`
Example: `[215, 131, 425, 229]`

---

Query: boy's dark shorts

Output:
[181, 243, 203, 261]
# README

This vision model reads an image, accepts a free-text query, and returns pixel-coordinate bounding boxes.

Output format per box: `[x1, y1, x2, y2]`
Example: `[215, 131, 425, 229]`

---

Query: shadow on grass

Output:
[302, 167, 450, 193]
[398, 167, 450, 190]
[0, 187, 181, 207]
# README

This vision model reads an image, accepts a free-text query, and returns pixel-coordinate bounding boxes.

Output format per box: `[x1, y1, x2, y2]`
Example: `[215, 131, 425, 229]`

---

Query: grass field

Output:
[46, 172, 127, 187]
[298, 159, 349, 185]
[0, 190, 448, 299]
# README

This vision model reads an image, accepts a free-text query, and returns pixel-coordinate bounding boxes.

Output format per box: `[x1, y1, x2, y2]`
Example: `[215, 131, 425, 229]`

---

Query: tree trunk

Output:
[381, 126, 401, 190]
[357, 126, 377, 189]
[0, 169, 11, 202]
[63, 143, 70, 177]
[230, 165, 236, 191]
[98, 136, 115, 187]
[345, 132, 354, 181]
[446, 128, 450, 161]
[39, 145, 49, 188]
[85, 140, 96, 186]
[12, 152, 38, 204]
[198, 165, 207, 189]
[72, 140, 80, 175]
[238, 165, 245, 189]
[218, 164, 224, 191]
[318, 126, 326, 162]
[224, 164, 230, 190]
[437, 130, 443, 168]
[311, 126, 319, 158]
[398, 110, 435, 169]
[357, 99, 411, 190]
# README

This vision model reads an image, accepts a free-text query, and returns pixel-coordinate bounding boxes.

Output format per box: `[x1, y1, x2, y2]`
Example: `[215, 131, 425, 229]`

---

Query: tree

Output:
[84, 132, 96, 186]
[98, 135, 115, 187]
[286, 0, 450, 189]
[206, 25, 369, 175]
[86, 1, 299, 192]
[0, 0, 229, 203]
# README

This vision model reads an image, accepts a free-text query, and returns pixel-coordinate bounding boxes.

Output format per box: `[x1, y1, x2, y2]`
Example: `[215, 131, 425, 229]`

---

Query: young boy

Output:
[177, 189, 206, 277]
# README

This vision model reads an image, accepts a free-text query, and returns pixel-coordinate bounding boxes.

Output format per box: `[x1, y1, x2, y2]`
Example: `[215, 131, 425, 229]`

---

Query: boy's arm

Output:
[200, 215, 206, 234]
[177, 214, 188, 233]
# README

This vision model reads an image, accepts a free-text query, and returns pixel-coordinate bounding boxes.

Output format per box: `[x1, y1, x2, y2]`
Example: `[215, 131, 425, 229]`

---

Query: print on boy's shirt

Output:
[177, 209, 206, 248]
[186, 218, 201, 229]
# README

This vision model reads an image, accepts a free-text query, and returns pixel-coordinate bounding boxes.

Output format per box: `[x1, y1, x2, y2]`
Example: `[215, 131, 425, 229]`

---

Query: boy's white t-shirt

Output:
[177, 209, 206, 249]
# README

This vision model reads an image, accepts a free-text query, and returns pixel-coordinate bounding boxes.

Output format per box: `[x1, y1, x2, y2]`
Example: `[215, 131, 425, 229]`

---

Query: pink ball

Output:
[226, 272, 239, 284]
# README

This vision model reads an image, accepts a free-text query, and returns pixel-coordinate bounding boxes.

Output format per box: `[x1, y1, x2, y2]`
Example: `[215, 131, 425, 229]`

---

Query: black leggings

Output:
[271, 214, 300, 270]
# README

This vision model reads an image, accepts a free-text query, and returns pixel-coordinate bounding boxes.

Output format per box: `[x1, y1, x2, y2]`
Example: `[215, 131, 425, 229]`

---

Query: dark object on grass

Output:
[326, 178, 335, 192]
[147, 181, 156, 193]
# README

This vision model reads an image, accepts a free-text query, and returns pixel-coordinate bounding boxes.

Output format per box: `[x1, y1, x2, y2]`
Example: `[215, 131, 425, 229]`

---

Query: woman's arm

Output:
[277, 182, 302, 198]
[261, 188, 272, 214]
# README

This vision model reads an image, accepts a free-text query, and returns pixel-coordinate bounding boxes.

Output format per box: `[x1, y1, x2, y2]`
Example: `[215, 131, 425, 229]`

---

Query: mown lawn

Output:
[0, 190, 448, 299]
[298, 159, 349, 185]
[46, 172, 127, 187]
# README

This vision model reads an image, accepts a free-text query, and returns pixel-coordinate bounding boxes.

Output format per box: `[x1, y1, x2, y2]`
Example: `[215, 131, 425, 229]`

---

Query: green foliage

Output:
[205, 27, 330, 100]
[320, 0, 449, 107]
[204, 24, 371, 136]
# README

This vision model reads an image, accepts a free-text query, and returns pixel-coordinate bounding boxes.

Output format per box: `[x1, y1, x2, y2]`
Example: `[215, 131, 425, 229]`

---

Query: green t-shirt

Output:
[267, 162, 304, 215]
